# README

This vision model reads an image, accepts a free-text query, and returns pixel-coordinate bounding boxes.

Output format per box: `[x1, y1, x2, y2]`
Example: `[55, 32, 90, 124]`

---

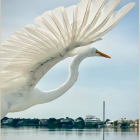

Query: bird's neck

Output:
[37, 51, 88, 104]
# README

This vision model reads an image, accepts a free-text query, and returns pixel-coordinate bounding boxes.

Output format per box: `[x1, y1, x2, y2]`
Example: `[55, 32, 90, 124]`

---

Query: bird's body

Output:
[1, 0, 135, 119]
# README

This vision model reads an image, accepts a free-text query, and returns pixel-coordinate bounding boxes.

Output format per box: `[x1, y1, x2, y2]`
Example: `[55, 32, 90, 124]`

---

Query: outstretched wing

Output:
[1, 0, 135, 94]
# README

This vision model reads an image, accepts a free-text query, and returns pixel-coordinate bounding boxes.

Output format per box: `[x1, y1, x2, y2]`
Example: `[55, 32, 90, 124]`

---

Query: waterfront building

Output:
[128, 120, 134, 127]
[61, 117, 74, 123]
[39, 119, 48, 125]
[134, 119, 139, 128]
[118, 118, 134, 124]
[2, 118, 13, 124]
[85, 115, 102, 126]
[60, 117, 75, 126]
[130, 123, 134, 127]
[127, 120, 134, 123]
[106, 121, 114, 127]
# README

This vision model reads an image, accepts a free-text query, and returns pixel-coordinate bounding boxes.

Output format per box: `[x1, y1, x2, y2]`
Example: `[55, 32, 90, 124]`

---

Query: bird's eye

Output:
[96, 50, 99, 53]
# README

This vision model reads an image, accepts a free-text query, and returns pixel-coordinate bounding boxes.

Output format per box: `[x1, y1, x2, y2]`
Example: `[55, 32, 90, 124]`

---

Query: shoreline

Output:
[1, 124, 139, 129]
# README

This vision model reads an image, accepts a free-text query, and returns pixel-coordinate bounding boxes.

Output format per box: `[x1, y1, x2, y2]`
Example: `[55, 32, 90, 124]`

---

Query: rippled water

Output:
[1, 126, 139, 140]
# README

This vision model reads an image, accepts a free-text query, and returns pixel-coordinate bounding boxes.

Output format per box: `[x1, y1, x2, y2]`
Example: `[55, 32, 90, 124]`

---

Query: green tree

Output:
[56, 119, 62, 127]
[32, 119, 39, 125]
[11, 118, 20, 126]
[48, 118, 57, 127]
[92, 123, 98, 128]
[75, 117, 85, 126]
[114, 121, 118, 126]
[1, 117, 8, 123]
[105, 119, 110, 123]
[121, 122, 130, 127]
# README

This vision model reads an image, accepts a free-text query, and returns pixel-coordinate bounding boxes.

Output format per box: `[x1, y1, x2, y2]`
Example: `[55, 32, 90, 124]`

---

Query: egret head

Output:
[85, 47, 111, 58]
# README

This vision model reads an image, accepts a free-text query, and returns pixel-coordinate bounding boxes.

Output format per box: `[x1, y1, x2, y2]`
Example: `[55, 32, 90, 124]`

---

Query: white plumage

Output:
[1, 0, 135, 119]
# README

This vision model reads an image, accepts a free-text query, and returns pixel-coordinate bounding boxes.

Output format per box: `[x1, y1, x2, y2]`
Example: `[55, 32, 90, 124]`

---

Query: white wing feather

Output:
[1, 0, 135, 94]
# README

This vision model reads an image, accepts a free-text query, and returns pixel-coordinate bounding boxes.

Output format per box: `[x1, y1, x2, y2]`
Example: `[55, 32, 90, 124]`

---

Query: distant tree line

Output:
[2, 117, 134, 128]
[1, 117, 86, 128]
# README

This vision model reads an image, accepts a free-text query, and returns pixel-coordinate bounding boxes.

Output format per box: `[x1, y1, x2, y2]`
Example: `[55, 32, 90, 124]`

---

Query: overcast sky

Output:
[1, 0, 139, 121]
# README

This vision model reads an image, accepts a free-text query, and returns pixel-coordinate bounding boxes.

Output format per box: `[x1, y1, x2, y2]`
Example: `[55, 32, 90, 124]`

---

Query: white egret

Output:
[1, 0, 135, 119]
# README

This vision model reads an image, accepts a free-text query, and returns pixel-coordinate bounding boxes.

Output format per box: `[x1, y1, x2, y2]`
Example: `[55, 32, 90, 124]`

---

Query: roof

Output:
[135, 119, 139, 122]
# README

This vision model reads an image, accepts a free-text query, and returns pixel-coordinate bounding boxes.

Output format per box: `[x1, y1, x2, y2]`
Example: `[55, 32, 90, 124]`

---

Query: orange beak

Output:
[96, 50, 111, 58]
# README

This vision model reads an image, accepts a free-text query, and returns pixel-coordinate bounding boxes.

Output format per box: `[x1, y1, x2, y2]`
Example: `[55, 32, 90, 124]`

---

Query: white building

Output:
[106, 121, 114, 127]
[85, 115, 101, 126]
[2, 118, 13, 124]
[39, 119, 48, 125]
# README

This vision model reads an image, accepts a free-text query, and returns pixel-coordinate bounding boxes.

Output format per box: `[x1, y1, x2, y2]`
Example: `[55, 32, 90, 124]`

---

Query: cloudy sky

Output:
[1, 0, 139, 121]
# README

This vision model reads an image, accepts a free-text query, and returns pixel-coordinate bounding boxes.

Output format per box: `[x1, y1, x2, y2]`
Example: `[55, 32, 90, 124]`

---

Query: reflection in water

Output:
[103, 128, 105, 140]
[1, 126, 139, 140]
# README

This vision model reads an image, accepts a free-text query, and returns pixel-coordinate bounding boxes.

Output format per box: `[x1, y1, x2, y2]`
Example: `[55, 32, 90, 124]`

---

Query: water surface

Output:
[1, 126, 139, 140]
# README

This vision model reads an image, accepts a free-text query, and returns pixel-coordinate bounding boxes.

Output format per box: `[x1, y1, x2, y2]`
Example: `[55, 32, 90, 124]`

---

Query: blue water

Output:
[1, 126, 139, 140]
